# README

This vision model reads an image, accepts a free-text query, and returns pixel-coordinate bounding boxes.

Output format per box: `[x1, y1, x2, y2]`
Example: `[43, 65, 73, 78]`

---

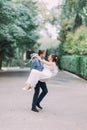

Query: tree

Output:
[0, 0, 39, 69]
[58, 0, 87, 44]
[0, 1, 17, 69]
[63, 26, 87, 55]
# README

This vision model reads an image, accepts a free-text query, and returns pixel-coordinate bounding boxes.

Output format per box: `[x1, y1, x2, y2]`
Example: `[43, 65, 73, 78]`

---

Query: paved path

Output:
[0, 70, 87, 130]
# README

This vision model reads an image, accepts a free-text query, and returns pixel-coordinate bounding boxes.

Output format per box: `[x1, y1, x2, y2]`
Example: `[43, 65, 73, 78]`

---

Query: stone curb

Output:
[63, 70, 87, 82]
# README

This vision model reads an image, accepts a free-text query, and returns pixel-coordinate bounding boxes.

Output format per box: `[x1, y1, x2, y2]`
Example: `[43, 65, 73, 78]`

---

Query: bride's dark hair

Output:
[51, 54, 58, 62]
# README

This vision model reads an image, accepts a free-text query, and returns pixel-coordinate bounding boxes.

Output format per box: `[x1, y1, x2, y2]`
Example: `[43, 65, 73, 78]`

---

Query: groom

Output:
[31, 50, 48, 112]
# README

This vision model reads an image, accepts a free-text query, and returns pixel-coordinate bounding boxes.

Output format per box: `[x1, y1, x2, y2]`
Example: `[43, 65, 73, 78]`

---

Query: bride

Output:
[23, 54, 58, 91]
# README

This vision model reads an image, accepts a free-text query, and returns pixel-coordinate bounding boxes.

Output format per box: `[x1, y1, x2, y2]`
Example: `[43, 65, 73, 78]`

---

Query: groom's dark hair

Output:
[38, 50, 45, 56]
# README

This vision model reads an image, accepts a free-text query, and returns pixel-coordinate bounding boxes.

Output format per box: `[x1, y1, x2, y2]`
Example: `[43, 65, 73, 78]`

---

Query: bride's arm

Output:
[36, 55, 53, 66]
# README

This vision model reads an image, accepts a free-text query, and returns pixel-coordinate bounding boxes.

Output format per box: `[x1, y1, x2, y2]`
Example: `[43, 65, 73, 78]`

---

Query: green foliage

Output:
[19, 0, 38, 17]
[62, 0, 87, 18]
[58, 0, 87, 79]
[59, 0, 87, 43]
[61, 55, 80, 74]
[63, 26, 87, 55]
[46, 42, 63, 68]
[0, 2, 16, 24]
[82, 7, 87, 26]
[0, 0, 39, 69]
[73, 0, 87, 13]
[61, 55, 87, 79]
[58, 18, 74, 43]
[47, 42, 63, 58]
[80, 56, 87, 79]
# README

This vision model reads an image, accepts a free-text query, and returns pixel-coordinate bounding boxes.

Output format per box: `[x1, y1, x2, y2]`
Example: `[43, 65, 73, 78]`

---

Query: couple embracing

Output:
[23, 50, 58, 112]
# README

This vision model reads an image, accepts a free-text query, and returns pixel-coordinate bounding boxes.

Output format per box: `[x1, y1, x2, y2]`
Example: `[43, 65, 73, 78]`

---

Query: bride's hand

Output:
[34, 54, 38, 57]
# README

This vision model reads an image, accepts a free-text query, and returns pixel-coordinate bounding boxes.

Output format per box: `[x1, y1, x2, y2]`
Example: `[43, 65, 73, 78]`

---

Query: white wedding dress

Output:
[24, 62, 58, 89]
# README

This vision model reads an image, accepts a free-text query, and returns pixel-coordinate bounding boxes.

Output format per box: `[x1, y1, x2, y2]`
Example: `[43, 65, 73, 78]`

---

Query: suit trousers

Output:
[32, 81, 48, 108]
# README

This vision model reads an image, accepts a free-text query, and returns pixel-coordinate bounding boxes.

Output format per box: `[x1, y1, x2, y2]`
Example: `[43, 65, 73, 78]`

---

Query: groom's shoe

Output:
[31, 107, 39, 112]
[37, 104, 43, 110]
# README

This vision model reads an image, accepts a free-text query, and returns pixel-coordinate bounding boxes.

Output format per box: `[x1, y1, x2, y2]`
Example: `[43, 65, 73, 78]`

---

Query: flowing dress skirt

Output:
[25, 69, 52, 87]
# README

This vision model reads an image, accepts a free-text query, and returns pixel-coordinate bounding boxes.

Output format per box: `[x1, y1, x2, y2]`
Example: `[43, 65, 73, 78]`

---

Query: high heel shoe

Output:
[22, 84, 32, 91]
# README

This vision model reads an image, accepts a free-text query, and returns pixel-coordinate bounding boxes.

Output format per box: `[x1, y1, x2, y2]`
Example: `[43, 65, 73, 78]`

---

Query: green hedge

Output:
[61, 55, 80, 75]
[80, 56, 87, 79]
[60, 55, 87, 80]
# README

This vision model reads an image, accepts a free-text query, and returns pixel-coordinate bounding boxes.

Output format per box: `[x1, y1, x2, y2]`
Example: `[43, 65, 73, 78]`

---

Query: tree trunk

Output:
[20, 51, 25, 68]
[7, 58, 12, 68]
[73, 13, 82, 31]
[0, 53, 3, 70]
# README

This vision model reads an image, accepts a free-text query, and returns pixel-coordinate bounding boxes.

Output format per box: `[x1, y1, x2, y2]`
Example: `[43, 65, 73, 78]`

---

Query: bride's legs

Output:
[23, 69, 52, 91]
[23, 69, 41, 91]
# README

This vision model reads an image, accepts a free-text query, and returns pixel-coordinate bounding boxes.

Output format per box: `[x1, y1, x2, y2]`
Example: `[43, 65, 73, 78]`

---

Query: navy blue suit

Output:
[31, 58, 48, 108]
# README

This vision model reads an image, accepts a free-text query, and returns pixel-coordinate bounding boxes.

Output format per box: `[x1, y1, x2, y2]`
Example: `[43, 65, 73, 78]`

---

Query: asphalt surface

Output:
[0, 70, 87, 130]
